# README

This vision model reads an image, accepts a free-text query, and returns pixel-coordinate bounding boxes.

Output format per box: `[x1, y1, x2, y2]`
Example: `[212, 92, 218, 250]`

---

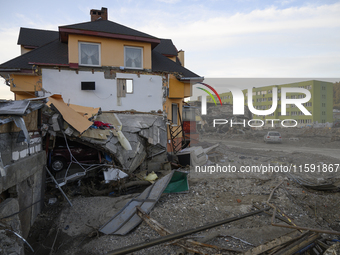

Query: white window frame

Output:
[126, 79, 133, 94]
[79, 42, 101, 67]
[124, 46, 143, 70]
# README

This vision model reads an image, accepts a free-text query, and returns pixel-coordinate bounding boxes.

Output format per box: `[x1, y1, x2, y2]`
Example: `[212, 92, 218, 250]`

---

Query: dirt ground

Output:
[25, 127, 340, 255]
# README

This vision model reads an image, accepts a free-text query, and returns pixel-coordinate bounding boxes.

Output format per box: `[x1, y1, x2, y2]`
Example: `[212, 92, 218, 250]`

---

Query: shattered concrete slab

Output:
[77, 113, 167, 172]
[0, 100, 30, 115]
[99, 171, 174, 235]
[43, 95, 167, 172]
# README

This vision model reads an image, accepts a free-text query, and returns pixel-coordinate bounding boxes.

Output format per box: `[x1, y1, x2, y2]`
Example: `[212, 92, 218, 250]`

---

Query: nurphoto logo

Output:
[198, 83, 312, 128]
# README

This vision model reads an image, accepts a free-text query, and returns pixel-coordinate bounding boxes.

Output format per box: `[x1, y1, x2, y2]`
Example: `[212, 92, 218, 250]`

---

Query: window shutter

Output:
[117, 79, 126, 97]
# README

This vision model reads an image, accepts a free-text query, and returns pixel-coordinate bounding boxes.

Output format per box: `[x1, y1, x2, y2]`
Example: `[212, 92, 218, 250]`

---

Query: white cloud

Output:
[131, 2, 340, 77]
[139, 3, 340, 49]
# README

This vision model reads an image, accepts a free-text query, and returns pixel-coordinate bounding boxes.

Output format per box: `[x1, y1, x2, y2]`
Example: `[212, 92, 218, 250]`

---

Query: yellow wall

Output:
[183, 83, 191, 98]
[68, 34, 152, 69]
[10, 74, 42, 99]
[164, 98, 183, 138]
[167, 56, 177, 62]
[165, 75, 193, 139]
[177, 51, 184, 66]
[15, 94, 36, 100]
[20, 46, 32, 55]
[168, 75, 185, 98]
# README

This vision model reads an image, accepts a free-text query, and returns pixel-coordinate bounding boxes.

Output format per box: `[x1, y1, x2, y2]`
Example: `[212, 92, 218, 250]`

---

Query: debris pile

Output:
[331, 129, 340, 142]
[2, 97, 338, 255]
[196, 103, 252, 134]
[43, 95, 167, 175]
[300, 127, 334, 138]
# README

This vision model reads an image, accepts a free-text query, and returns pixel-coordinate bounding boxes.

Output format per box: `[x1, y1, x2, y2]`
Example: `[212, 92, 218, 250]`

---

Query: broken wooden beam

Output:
[106, 207, 270, 255]
[136, 206, 241, 254]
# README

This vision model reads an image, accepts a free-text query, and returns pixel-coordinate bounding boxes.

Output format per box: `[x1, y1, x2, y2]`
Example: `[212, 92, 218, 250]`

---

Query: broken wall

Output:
[0, 110, 42, 166]
[78, 113, 168, 172]
[0, 106, 46, 241]
[42, 69, 163, 112]
[0, 151, 45, 238]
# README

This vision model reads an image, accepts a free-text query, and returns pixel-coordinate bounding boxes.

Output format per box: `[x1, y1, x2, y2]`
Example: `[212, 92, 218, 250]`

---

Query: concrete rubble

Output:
[43, 95, 168, 174]
[190, 101, 252, 134]
[82, 113, 167, 173]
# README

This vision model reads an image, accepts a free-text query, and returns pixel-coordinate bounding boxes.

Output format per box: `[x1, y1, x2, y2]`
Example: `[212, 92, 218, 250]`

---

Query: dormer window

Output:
[79, 42, 101, 66]
[124, 46, 143, 69]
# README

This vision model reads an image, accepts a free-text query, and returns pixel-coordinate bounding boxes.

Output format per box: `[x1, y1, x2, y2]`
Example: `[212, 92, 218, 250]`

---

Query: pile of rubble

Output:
[299, 128, 333, 138]
[21, 135, 340, 255]
[193, 103, 252, 134]
[44, 95, 168, 174]
[2, 96, 340, 255]
[331, 129, 340, 142]
[299, 127, 340, 142]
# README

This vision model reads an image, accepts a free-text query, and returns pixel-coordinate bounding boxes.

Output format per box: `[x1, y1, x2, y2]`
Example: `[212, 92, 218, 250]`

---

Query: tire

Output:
[51, 157, 67, 172]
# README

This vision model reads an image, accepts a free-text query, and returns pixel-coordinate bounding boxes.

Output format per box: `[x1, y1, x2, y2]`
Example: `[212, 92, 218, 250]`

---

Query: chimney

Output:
[178, 50, 185, 67]
[90, 7, 108, 21]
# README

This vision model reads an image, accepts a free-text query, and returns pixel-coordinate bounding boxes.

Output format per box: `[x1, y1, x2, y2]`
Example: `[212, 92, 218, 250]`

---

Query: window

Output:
[79, 42, 100, 66]
[117, 79, 133, 97]
[126, 80, 133, 93]
[125, 46, 143, 69]
[172, 104, 178, 125]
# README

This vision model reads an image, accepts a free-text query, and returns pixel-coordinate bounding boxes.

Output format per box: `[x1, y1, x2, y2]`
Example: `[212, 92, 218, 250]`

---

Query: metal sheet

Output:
[0, 100, 30, 115]
[0, 117, 13, 125]
[99, 171, 174, 235]
[13, 116, 30, 144]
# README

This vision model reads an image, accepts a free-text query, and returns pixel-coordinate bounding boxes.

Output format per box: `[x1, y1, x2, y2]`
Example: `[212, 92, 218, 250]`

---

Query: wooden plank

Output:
[117, 79, 126, 97]
[48, 95, 92, 134]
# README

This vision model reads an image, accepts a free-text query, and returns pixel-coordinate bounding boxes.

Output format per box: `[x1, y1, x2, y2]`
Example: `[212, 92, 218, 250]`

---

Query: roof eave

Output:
[179, 76, 204, 83]
[22, 45, 38, 49]
[162, 53, 177, 57]
[0, 69, 36, 75]
[0, 69, 21, 72]
[28, 62, 69, 67]
[59, 27, 161, 48]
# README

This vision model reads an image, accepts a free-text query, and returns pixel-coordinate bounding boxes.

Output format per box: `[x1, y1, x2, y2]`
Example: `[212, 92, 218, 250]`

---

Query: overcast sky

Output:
[0, 0, 339, 100]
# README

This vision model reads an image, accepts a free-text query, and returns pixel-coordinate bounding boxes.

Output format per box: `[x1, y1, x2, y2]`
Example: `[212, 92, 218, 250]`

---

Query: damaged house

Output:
[0, 7, 203, 154]
[0, 8, 203, 252]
